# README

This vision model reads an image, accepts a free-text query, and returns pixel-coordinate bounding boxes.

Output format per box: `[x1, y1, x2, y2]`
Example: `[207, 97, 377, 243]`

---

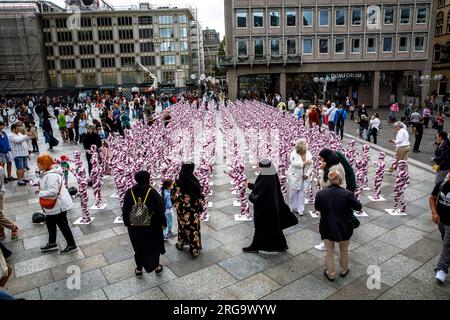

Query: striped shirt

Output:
[8, 133, 30, 158]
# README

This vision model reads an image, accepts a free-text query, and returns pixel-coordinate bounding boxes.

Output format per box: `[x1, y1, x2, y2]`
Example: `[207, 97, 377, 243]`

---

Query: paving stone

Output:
[401, 238, 443, 263]
[201, 234, 223, 251]
[211, 273, 280, 300]
[14, 249, 85, 278]
[209, 223, 254, 245]
[220, 237, 253, 256]
[124, 287, 169, 300]
[378, 225, 425, 249]
[14, 288, 42, 300]
[377, 276, 450, 300]
[215, 204, 241, 216]
[80, 233, 130, 257]
[103, 244, 134, 264]
[75, 229, 117, 247]
[371, 214, 412, 230]
[409, 254, 450, 294]
[351, 240, 402, 267]
[39, 269, 108, 300]
[326, 276, 391, 300]
[262, 274, 337, 300]
[205, 211, 240, 231]
[5, 269, 53, 295]
[409, 195, 432, 210]
[112, 225, 128, 235]
[405, 213, 438, 233]
[168, 248, 231, 277]
[160, 265, 237, 300]
[378, 254, 422, 286]
[101, 258, 137, 284]
[74, 288, 108, 300]
[23, 227, 83, 250]
[286, 228, 321, 255]
[310, 259, 368, 289]
[75, 212, 117, 235]
[424, 229, 443, 242]
[51, 255, 109, 281]
[351, 223, 390, 245]
[103, 267, 177, 300]
[263, 252, 323, 286]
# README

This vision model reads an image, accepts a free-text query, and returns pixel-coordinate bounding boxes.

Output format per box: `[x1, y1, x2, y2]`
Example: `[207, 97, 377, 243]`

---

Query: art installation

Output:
[386, 160, 410, 216]
[72, 151, 94, 225]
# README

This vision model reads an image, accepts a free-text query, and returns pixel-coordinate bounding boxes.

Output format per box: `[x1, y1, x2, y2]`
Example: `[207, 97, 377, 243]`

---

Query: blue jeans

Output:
[163, 208, 173, 237]
[0, 290, 16, 300]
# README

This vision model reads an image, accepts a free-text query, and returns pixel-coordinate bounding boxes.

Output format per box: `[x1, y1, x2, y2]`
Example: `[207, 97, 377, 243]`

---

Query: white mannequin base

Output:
[90, 203, 108, 210]
[209, 181, 214, 186]
[207, 202, 213, 208]
[73, 217, 95, 225]
[233, 200, 241, 207]
[363, 187, 371, 191]
[309, 211, 319, 218]
[353, 211, 369, 217]
[368, 196, 386, 202]
[385, 209, 407, 216]
[110, 193, 120, 198]
[200, 215, 210, 222]
[113, 216, 123, 224]
[304, 199, 315, 205]
[235, 214, 253, 222]
[231, 190, 239, 195]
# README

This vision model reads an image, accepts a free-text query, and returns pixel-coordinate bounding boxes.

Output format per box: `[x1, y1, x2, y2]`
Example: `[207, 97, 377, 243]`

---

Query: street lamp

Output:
[314, 75, 336, 101]
[435, 74, 444, 95]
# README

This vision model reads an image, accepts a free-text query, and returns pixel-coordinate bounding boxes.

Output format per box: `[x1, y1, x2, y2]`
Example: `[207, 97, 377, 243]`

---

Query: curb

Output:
[344, 132, 434, 174]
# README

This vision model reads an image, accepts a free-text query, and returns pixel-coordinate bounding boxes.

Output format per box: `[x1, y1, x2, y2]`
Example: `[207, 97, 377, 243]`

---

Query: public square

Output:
[0, 108, 449, 301]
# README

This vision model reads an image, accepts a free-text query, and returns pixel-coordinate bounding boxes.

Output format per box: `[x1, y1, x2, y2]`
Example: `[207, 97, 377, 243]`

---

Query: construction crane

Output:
[134, 61, 158, 90]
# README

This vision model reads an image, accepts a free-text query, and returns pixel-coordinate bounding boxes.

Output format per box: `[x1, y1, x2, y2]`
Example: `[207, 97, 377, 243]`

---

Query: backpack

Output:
[130, 188, 153, 227]
[336, 152, 357, 192]
[337, 110, 345, 126]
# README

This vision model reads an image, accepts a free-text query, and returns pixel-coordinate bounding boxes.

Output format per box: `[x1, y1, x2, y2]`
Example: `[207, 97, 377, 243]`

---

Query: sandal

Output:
[135, 268, 143, 278]
[155, 265, 163, 274]
[175, 243, 183, 251]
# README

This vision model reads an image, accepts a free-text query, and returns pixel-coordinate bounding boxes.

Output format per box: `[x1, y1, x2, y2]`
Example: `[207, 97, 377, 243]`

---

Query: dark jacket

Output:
[83, 132, 102, 151]
[315, 185, 362, 242]
[434, 140, 450, 171]
[0, 131, 11, 153]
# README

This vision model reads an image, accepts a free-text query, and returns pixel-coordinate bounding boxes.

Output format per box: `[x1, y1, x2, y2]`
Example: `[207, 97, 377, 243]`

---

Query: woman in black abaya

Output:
[172, 162, 204, 258]
[243, 159, 298, 253]
[122, 171, 166, 278]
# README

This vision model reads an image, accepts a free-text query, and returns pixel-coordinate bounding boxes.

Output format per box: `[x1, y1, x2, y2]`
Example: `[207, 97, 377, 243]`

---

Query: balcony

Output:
[219, 55, 302, 68]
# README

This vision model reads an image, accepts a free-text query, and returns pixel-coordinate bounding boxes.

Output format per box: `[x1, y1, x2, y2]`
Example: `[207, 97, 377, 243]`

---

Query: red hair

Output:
[37, 154, 54, 171]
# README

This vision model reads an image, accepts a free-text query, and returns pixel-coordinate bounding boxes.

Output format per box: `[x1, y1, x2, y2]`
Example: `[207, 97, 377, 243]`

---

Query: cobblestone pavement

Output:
[0, 108, 449, 300]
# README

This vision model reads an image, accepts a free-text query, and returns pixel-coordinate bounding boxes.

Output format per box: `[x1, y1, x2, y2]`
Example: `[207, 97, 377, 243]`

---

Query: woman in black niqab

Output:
[243, 159, 298, 253]
[318, 149, 340, 183]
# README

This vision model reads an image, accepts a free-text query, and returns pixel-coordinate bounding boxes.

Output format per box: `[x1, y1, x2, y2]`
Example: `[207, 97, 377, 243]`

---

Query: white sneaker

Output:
[314, 243, 325, 251]
[298, 211, 304, 216]
[436, 270, 447, 284]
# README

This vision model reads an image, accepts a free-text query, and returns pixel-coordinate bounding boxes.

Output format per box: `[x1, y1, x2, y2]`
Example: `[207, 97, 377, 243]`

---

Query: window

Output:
[140, 42, 154, 52]
[236, 11, 247, 28]
[78, 31, 93, 42]
[253, 11, 264, 28]
[60, 59, 75, 70]
[399, 36, 409, 52]
[102, 72, 116, 84]
[303, 38, 312, 54]
[79, 45, 94, 55]
[180, 40, 188, 51]
[138, 16, 152, 25]
[119, 29, 133, 40]
[271, 38, 280, 55]
[286, 10, 297, 27]
[434, 44, 441, 63]
[302, 9, 313, 27]
[141, 56, 155, 66]
[162, 55, 176, 65]
[319, 9, 329, 27]
[367, 8, 378, 26]
[352, 9, 362, 25]
[319, 38, 329, 54]
[400, 8, 411, 24]
[447, 14, 450, 33]
[384, 7, 394, 24]
[42, 19, 50, 29]
[367, 37, 376, 53]
[118, 17, 133, 26]
[160, 41, 174, 52]
[335, 9, 346, 26]
[121, 56, 134, 67]
[55, 18, 66, 28]
[47, 59, 55, 70]
[45, 46, 53, 56]
[158, 16, 173, 25]
[81, 59, 95, 69]
[100, 44, 114, 54]
[179, 15, 187, 24]
[120, 43, 134, 53]
[162, 71, 174, 82]
[416, 7, 427, 24]
[97, 17, 112, 27]
[57, 32, 72, 42]
[58, 45, 74, 56]
[436, 11, 444, 36]
[159, 28, 174, 38]
[98, 30, 113, 41]
[61, 74, 77, 87]
[139, 28, 153, 39]
[101, 58, 115, 68]
[270, 10, 280, 27]
[383, 36, 393, 52]
[179, 27, 188, 38]
[254, 39, 264, 56]
[81, 17, 91, 28]
[82, 74, 96, 86]
[237, 39, 247, 56]
[287, 39, 296, 54]
[43, 32, 52, 43]
[181, 55, 190, 65]
[414, 36, 425, 52]
[351, 38, 360, 53]
[439, 0, 446, 7]
[335, 37, 345, 53]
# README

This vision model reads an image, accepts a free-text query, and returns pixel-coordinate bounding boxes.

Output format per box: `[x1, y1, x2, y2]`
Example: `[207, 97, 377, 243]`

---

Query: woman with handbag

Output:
[36, 154, 77, 254]
[287, 139, 313, 216]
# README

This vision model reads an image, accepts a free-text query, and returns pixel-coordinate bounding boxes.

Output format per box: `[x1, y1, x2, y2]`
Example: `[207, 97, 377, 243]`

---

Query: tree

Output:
[218, 36, 226, 57]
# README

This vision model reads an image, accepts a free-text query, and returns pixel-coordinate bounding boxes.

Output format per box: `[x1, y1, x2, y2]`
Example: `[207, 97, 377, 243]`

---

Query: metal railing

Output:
[219, 54, 302, 68]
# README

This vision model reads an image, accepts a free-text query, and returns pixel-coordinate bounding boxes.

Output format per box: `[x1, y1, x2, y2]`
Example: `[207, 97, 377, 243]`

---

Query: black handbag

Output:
[32, 212, 47, 224]
[351, 215, 361, 229]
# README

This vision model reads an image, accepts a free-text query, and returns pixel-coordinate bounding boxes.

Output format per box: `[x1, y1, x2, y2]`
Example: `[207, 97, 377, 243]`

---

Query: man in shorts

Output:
[8, 123, 31, 186]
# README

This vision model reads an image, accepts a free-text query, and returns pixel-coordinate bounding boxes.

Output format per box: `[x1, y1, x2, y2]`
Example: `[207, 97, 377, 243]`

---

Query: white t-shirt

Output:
[395, 128, 410, 148]
[369, 118, 381, 130]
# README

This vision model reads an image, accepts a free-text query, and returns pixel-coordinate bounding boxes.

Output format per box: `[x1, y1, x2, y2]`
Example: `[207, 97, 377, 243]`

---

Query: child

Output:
[60, 155, 70, 189]
[161, 179, 176, 240]
[29, 121, 39, 153]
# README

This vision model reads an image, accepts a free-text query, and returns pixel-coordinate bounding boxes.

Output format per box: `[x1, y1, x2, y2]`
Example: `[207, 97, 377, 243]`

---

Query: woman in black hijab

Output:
[243, 159, 298, 253]
[122, 171, 166, 278]
[172, 162, 204, 258]
[318, 149, 347, 189]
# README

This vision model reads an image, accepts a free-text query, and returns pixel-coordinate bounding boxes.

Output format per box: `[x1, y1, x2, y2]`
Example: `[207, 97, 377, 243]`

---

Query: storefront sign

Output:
[329, 73, 363, 79]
